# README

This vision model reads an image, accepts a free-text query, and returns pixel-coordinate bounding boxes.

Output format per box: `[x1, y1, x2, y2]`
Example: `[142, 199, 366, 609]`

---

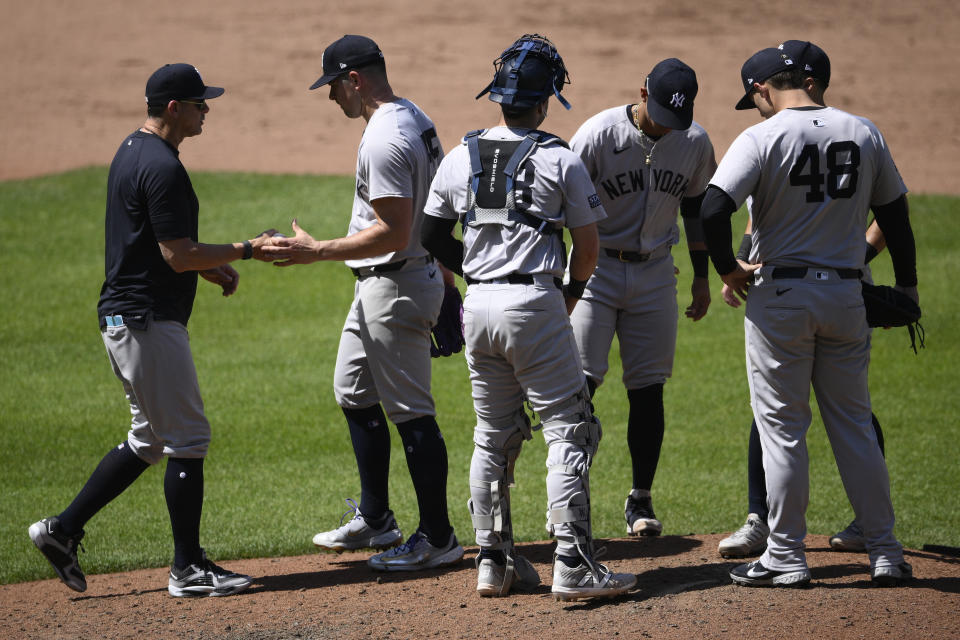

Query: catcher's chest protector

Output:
[462, 129, 560, 235]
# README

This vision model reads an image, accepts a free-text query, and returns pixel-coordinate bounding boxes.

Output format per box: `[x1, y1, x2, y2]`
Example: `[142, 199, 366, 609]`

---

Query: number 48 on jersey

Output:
[789, 141, 861, 202]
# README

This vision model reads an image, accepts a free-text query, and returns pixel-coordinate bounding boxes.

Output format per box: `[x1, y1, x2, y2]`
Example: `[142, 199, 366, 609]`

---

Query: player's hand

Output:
[563, 293, 579, 316]
[200, 264, 240, 297]
[721, 283, 742, 308]
[720, 260, 761, 301]
[248, 229, 280, 261]
[261, 219, 321, 266]
[685, 276, 711, 321]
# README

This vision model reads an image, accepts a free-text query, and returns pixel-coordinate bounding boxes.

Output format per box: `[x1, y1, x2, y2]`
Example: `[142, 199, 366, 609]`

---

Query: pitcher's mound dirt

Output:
[4, 535, 959, 640]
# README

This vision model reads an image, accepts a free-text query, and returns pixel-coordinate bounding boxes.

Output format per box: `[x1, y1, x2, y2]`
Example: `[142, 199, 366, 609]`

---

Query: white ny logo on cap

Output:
[670, 92, 686, 108]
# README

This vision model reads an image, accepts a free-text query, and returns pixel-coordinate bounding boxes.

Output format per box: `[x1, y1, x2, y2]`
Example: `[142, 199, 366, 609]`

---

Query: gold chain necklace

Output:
[632, 104, 658, 166]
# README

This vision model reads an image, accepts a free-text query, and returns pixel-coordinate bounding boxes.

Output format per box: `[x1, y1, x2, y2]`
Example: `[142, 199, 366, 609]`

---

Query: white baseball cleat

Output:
[718, 513, 769, 558]
[312, 498, 403, 552]
[476, 552, 541, 597]
[872, 562, 913, 587]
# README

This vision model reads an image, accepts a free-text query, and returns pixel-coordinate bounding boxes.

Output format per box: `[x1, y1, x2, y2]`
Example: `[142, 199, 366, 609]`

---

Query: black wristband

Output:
[735, 234, 753, 262]
[565, 277, 588, 300]
[864, 241, 879, 264]
[241, 239, 253, 260]
[690, 249, 709, 279]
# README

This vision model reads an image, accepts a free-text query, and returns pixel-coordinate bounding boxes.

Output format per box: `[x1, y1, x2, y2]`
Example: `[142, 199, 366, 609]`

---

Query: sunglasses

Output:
[178, 99, 207, 109]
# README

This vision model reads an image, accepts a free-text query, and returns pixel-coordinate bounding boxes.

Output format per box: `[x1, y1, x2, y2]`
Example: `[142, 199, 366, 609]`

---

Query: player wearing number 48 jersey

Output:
[569, 59, 717, 536]
[702, 43, 918, 588]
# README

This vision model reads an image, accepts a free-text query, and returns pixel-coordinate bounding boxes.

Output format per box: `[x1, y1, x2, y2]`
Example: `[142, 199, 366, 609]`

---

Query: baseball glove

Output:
[861, 282, 925, 353]
[430, 284, 465, 357]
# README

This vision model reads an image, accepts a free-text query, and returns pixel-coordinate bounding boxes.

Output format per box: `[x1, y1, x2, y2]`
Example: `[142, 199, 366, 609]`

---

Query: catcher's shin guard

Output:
[542, 388, 601, 556]
[468, 409, 535, 551]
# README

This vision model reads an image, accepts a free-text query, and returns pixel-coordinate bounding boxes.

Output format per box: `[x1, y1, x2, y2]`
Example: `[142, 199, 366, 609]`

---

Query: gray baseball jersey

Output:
[425, 126, 604, 279]
[346, 98, 443, 269]
[710, 105, 907, 574]
[424, 125, 606, 557]
[569, 106, 716, 389]
[333, 98, 445, 423]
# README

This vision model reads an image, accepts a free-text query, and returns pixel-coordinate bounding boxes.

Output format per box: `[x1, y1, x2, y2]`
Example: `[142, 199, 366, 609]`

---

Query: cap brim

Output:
[647, 98, 692, 130]
[735, 91, 755, 110]
[309, 73, 339, 90]
[201, 86, 225, 100]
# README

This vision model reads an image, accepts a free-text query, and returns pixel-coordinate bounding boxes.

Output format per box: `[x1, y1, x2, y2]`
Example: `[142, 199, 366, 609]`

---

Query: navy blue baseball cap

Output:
[778, 40, 831, 87]
[645, 58, 697, 130]
[145, 64, 224, 106]
[735, 47, 798, 110]
[310, 35, 384, 89]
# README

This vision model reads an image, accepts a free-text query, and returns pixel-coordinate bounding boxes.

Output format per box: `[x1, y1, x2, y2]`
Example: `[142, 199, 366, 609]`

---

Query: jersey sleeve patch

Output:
[588, 193, 602, 209]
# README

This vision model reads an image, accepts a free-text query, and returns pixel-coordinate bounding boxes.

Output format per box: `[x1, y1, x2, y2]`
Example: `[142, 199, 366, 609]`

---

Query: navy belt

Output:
[605, 248, 651, 262]
[465, 273, 563, 290]
[770, 267, 862, 280]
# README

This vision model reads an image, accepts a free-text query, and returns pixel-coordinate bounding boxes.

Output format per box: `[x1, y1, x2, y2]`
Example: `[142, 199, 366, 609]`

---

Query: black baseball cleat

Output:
[625, 493, 662, 536]
[730, 560, 811, 587]
[168, 550, 252, 597]
[28, 517, 87, 592]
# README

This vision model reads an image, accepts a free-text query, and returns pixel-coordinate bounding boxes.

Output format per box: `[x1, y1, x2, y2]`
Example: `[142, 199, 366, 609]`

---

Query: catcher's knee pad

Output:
[469, 409, 535, 549]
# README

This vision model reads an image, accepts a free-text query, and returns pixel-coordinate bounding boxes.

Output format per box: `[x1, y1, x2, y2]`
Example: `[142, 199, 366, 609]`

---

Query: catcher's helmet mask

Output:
[476, 34, 571, 110]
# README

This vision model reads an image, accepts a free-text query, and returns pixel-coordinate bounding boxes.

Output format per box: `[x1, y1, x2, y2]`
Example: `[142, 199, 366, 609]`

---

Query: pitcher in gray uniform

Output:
[569, 59, 717, 536]
[263, 35, 462, 572]
[422, 34, 636, 601]
[717, 41, 893, 560]
[701, 44, 918, 587]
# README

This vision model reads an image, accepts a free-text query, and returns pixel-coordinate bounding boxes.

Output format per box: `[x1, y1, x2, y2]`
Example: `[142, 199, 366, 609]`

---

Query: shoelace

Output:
[337, 498, 362, 527]
[393, 531, 424, 555]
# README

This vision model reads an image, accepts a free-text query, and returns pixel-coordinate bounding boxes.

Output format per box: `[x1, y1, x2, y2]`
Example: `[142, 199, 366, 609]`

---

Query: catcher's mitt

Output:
[430, 284, 465, 357]
[861, 282, 924, 353]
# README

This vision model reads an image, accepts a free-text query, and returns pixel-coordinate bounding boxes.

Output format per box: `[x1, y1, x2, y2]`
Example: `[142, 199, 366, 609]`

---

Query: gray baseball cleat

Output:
[312, 499, 403, 552]
[476, 551, 541, 597]
[28, 517, 87, 592]
[718, 513, 769, 558]
[829, 520, 866, 552]
[367, 530, 464, 572]
[551, 558, 636, 601]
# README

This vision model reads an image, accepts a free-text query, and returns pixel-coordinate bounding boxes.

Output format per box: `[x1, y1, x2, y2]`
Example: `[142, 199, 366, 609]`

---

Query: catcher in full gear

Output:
[422, 34, 636, 601]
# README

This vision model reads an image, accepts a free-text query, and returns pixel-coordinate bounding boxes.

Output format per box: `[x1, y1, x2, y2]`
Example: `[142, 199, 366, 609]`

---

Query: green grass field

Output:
[1, 168, 957, 585]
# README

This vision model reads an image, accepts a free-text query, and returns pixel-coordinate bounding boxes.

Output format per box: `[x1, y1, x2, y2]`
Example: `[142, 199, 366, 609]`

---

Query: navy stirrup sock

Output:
[165, 457, 205, 569]
[58, 442, 150, 536]
[343, 405, 392, 520]
[396, 415, 452, 545]
[626, 384, 665, 491]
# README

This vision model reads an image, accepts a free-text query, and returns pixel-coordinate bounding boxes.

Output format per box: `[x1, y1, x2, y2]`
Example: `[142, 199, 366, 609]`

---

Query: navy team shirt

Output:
[97, 130, 199, 327]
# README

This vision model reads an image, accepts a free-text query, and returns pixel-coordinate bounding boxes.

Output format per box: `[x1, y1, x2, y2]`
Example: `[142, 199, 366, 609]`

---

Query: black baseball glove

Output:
[861, 281, 924, 353]
[430, 284, 465, 357]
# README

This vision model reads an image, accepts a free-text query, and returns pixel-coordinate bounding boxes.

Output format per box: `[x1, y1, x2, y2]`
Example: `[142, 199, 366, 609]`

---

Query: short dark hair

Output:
[356, 59, 387, 81]
[147, 103, 166, 118]
[765, 68, 808, 91]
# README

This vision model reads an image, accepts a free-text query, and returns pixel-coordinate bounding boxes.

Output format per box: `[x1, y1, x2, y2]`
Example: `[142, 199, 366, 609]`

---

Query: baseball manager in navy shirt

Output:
[29, 63, 276, 598]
